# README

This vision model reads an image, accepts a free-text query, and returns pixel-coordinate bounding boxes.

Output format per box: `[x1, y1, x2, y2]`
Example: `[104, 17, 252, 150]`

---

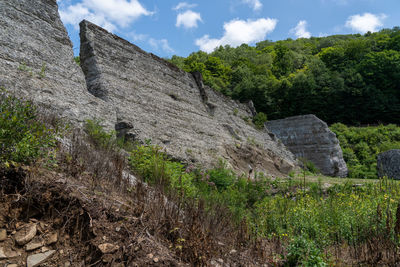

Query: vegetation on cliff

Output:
[0, 91, 60, 165]
[169, 27, 400, 125]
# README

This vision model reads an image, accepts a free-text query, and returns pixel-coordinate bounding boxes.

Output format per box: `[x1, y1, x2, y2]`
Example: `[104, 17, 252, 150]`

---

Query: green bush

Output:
[0, 92, 58, 165]
[84, 119, 116, 149]
[129, 145, 199, 198]
[330, 123, 400, 178]
[207, 160, 237, 191]
[286, 236, 327, 267]
[253, 112, 268, 130]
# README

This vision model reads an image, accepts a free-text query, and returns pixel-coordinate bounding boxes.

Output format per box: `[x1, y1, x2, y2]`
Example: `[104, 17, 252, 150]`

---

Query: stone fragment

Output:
[0, 247, 6, 259]
[147, 253, 154, 259]
[0, 229, 6, 241]
[377, 150, 400, 180]
[27, 250, 56, 267]
[0, 246, 20, 259]
[266, 115, 348, 177]
[98, 243, 119, 254]
[102, 254, 113, 263]
[41, 246, 50, 253]
[7, 264, 18, 267]
[15, 224, 37, 245]
[25, 237, 44, 251]
[153, 257, 159, 263]
[45, 232, 58, 245]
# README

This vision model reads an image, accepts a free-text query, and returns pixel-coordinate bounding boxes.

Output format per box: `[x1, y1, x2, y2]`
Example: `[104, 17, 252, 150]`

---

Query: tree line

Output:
[169, 28, 400, 125]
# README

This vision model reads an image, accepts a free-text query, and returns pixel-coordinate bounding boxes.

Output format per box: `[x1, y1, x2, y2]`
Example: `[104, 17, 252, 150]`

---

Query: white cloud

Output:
[291, 20, 311, 39]
[149, 38, 175, 54]
[176, 10, 202, 29]
[242, 0, 263, 11]
[172, 2, 197, 11]
[128, 32, 148, 42]
[345, 13, 386, 33]
[195, 18, 277, 53]
[59, 0, 152, 32]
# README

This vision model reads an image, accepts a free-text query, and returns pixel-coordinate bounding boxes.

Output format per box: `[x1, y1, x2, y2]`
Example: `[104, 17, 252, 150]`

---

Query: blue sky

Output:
[57, 0, 400, 58]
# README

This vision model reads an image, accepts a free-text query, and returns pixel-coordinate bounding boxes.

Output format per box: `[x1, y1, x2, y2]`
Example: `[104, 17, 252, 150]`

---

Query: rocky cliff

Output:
[0, 0, 297, 176]
[79, 20, 296, 175]
[265, 115, 348, 177]
[377, 150, 400, 180]
[0, 0, 115, 128]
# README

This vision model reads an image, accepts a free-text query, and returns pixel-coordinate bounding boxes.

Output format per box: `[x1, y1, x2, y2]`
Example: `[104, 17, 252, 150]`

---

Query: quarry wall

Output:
[79, 20, 297, 175]
[0, 0, 115, 128]
[0, 0, 297, 176]
[265, 115, 348, 177]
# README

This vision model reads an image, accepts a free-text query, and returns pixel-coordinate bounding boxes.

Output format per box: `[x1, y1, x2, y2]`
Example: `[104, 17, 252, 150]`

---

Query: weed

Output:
[253, 112, 267, 130]
[39, 63, 46, 78]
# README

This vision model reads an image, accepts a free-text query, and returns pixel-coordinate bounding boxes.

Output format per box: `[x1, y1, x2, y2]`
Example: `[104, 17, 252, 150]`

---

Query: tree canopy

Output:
[169, 28, 400, 125]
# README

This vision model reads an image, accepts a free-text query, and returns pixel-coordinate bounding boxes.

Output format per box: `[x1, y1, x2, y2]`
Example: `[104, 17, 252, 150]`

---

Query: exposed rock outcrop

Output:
[265, 115, 348, 177]
[0, 0, 297, 176]
[0, 0, 115, 129]
[79, 20, 297, 175]
[377, 149, 400, 180]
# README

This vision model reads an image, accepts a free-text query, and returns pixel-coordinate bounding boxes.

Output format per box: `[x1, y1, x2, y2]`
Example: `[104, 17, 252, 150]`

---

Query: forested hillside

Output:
[170, 28, 400, 125]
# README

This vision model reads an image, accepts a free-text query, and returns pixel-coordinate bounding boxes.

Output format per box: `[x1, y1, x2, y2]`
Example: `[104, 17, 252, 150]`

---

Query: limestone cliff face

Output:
[0, 0, 297, 176]
[0, 0, 115, 128]
[79, 20, 297, 175]
[265, 115, 348, 177]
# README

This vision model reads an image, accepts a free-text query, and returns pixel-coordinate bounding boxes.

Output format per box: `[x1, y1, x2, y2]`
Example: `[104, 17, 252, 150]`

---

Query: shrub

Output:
[129, 144, 199, 198]
[0, 91, 58, 165]
[84, 119, 116, 149]
[286, 236, 327, 267]
[253, 112, 268, 130]
[206, 160, 236, 191]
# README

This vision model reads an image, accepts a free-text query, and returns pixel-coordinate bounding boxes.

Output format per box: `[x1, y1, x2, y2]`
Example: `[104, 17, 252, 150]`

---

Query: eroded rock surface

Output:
[79, 20, 297, 175]
[0, 0, 115, 129]
[377, 150, 400, 180]
[0, 0, 297, 176]
[265, 115, 348, 177]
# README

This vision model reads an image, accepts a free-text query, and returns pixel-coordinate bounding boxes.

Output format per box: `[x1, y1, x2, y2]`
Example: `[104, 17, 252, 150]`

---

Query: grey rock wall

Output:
[377, 150, 400, 180]
[79, 20, 297, 176]
[265, 115, 348, 177]
[0, 0, 115, 129]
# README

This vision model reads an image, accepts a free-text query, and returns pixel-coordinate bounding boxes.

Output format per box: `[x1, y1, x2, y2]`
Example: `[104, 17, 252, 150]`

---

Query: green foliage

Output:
[206, 160, 236, 190]
[169, 27, 400, 125]
[0, 92, 58, 164]
[84, 119, 116, 149]
[286, 236, 327, 266]
[331, 123, 400, 179]
[74, 56, 81, 66]
[39, 63, 46, 79]
[252, 112, 267, 130]
[129, 145, 199, 198]
[124, 127, 400, 264]
[305, 160, 319, 174]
